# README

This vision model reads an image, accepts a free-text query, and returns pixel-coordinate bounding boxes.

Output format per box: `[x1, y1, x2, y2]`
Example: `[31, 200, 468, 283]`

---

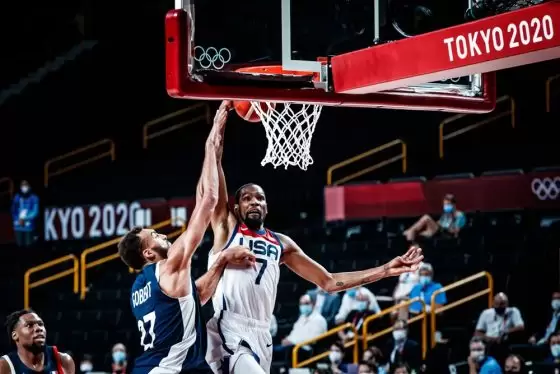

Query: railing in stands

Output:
[24, 254, 79, 309]
[362, 297, 428, 359]
[143, 104, 211, 149]
[80, 218, 186, 300]
[44, 138, 115, 187]
[292, 322, 359, 368]
[439, 96, 515, 159]
[430, 271, 494, 348]
[546, 74, 560, 113]
[0, 177, 14, 200]
[326, 139, 407, 185]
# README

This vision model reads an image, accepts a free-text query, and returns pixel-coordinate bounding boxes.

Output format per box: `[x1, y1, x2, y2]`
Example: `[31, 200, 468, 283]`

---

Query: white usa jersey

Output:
[208, 222, 283, 322]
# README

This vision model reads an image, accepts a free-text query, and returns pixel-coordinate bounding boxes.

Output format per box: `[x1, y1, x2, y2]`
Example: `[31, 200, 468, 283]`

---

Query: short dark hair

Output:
[359, 361, 378, 373]
[5, 309, 35, 342]
[444, 193, 456, 204]
[470, 335, 486, 347]
[332, 340, 345, 352]
[235, 183, 258, 204]
[118, 226, 145, 270]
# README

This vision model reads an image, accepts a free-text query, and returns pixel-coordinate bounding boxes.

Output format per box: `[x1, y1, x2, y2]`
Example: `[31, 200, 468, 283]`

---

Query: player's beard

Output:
[24, 342, 44, 354]
[244, 212, 263, 231]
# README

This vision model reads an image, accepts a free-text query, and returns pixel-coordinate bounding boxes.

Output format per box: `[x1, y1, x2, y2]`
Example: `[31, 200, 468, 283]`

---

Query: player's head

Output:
[5, 309, 46, 353]
[234, 183, 268, 230]
[442, 193, 456, 213]
[118, 226, 172, 270]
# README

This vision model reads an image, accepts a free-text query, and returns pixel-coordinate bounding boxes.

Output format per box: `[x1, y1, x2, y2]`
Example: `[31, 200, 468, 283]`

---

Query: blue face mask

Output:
[552, 300, 560, 310]
[347, 289, 357, 298]
[112, 351, 126, 363]
[551, 344, 560, 357]
[300, 304, 313, 316]
[443, 203, 454, 213]
[419, 276, 431, 286]
[356, 301, 368, 312]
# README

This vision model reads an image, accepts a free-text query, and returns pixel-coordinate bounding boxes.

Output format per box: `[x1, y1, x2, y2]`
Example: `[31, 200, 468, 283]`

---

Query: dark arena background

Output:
[0, 0, 559, 373]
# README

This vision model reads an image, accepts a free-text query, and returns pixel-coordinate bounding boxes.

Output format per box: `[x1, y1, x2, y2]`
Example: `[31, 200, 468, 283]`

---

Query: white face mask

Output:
[21, 186, 29, 194]
[470, 349, 485, 362]
[393, 329, 407, 341]
[329, 350, 342, 363]
[80, 363, 93, 372]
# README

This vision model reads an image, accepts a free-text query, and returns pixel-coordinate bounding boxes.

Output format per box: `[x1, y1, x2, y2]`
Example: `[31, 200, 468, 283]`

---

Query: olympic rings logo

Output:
[193, 46, 231, 70]
[531, 177, 560, 200]
[440, 77, 462, 83]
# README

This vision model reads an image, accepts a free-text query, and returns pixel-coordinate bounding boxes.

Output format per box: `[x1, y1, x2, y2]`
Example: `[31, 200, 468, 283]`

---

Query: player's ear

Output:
[234, 204, 240, 216]
[142, 248, 156, 262]
[11, 331, 17, 342]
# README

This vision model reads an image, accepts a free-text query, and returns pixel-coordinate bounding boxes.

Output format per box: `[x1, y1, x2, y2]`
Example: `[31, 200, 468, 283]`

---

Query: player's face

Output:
[139, 229, 171, 261]
[13, 313, 46, 352]
[236, 185, 268, 230]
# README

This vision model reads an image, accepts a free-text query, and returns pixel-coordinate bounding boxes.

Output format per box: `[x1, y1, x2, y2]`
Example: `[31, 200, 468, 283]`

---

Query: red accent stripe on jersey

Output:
[238, 224, 280, 245]
[52, 346, 64, 374]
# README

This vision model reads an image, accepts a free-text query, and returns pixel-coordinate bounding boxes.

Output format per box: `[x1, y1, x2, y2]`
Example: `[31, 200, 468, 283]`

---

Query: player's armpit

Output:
[59, 353, 75, 374]
[0, 359, 11, 374]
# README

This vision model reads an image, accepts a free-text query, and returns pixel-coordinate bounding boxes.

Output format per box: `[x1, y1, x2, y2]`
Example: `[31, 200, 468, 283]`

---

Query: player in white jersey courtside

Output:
[119, 102, 256, 374]
[205, 103, 424, 374]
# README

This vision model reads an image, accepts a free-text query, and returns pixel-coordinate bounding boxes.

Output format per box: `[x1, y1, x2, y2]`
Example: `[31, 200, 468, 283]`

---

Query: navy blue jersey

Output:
[2, 346, 61, 374]
[130, 262, 210, 374]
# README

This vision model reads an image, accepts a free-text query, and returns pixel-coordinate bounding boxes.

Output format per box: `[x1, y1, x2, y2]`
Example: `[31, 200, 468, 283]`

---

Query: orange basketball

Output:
[233, 101, 275, 123]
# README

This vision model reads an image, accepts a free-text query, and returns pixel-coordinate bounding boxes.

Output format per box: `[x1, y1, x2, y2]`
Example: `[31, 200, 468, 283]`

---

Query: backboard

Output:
[166, 0, 560, 113]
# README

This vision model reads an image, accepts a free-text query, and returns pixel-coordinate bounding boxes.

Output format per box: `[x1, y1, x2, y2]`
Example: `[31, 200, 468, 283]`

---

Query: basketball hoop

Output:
[235, 66, 324, 170]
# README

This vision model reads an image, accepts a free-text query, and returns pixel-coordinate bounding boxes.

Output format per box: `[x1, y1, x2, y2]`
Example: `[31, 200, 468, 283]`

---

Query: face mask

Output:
[112, 351, 126, 363]
[80, 363, 93, 372]
[551, 344, 560, 357]
[443, 203, 453, 213]
[21, 186, 29, 194]
[470, 350, 485, 362]
[393, 329, 407, 341]
[552, 300, 560, 310]
[356, 301, 368, 312]
[329, 351, 342, 363]
[300, 304, 313, 316]
[347, 289, 357, 298]
[419, 275, 431, 285]
[494, 307, 506, 315]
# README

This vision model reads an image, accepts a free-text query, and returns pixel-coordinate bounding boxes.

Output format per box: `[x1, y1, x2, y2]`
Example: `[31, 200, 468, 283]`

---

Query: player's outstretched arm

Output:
[279, 233, 423, 293]
[195, 246, 256, 305]
[164, 125, 220, 274]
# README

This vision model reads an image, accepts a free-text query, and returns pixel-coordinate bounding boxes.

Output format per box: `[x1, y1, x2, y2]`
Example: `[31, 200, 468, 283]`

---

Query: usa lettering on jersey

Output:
[238, 237, 280, 262]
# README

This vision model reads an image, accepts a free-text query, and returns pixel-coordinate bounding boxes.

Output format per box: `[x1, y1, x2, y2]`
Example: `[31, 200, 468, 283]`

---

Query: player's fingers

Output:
[403, 246, 416, 259]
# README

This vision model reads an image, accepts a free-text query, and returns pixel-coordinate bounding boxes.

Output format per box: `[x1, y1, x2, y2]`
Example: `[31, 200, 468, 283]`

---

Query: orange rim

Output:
[235, 65, 322, 82]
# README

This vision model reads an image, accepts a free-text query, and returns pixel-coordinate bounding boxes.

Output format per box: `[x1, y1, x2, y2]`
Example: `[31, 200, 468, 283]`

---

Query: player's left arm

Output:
[279, 233, 423, 293]
[195, 246, 256, 305]
[59, 353, 75, 374]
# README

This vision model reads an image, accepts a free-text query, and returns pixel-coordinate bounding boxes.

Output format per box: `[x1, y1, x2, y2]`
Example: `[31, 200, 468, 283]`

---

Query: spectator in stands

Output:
[393, 263, 422, 302]
[335, 287, 381, 325]
[543, 333, 560, 364]
[308, 286, 342, 327]
[528, 291, 560, 345]
[403, 194, 466, 242]
[468, 336, 502, 374]
[329, 341, 350, 374]
[111, 343, 127, 374]
[358, 361, 378, 374]
[504, 354, 525, 373]
[382, 319, 422, 372]
[274, 294, 327, 362]
[363, 346, 385, 373]
[391, 363, 411, 374]
[270, 314, 278, 338]
[475, 293, 525, 364]
[338, 292, 378, 343]
[408, 263, 447, 314]
[11, 180, 39, 248]
[79, 354, 94, 373]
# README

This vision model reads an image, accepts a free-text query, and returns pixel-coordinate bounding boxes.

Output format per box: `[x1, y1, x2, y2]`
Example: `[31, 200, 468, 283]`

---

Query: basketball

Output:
[233, 101, 275, 123]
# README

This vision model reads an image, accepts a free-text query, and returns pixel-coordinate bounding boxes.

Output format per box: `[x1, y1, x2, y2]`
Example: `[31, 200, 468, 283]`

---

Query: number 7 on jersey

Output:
[255, 258, 267, 285]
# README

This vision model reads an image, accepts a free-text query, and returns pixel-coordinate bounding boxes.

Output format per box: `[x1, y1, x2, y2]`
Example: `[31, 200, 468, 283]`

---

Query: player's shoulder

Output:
[0, 356, 11, 374]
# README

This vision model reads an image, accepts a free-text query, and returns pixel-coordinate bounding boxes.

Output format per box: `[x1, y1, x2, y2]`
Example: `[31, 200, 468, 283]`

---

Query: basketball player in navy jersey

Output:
[0, 309, 75, 374]
[118, 102, 256, 374]
[205, 110, 424, 373]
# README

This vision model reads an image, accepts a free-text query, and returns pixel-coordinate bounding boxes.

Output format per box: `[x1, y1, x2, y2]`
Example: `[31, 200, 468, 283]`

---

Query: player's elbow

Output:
[200, 190, 218, 212]
[321, 275, 337, 294]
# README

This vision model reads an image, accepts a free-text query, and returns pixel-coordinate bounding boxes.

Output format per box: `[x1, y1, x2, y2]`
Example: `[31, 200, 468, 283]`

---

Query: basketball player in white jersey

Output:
[204, 104, 424, 374]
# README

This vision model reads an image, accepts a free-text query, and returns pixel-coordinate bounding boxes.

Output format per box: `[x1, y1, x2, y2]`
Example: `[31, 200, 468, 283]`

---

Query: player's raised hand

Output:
[383, 246, 424, 277]
[223, 245, 256, 268]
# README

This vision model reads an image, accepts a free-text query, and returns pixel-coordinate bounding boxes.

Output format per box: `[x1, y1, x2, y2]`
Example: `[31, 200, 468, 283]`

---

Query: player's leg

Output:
[230, 353, 267, 374]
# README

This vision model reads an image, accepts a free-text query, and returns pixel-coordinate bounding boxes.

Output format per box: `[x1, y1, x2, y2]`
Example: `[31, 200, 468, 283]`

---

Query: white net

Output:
[250, 101, 323, 170]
